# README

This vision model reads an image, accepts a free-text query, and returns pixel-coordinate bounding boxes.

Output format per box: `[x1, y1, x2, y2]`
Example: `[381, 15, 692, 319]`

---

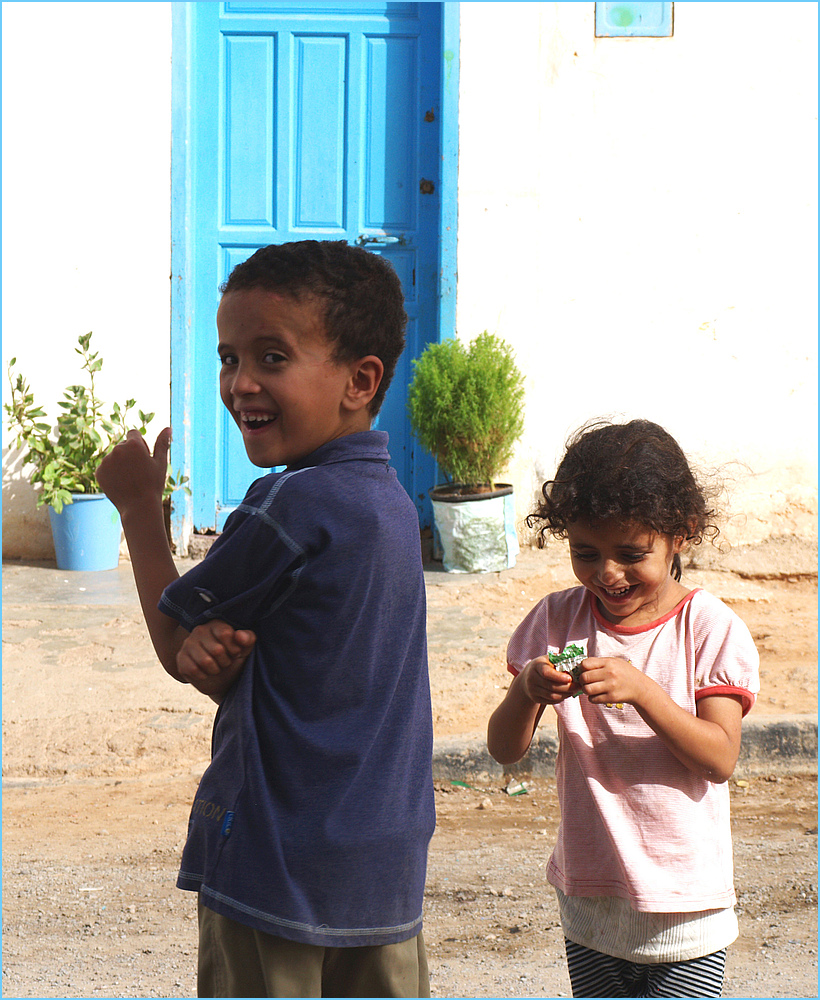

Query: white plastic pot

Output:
[429, 484, 519, 574]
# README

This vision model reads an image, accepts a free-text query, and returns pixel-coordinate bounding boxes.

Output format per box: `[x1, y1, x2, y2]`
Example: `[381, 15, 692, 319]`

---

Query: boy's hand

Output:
[177, 620, 256, 702]
[578, 656, 648, 706]
[519, 656, 579, 704]
[96, 427, 171, 513]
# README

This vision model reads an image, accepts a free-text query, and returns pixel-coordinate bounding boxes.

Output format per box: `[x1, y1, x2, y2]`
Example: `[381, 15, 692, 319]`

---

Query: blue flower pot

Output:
[47, 493, 122, 571]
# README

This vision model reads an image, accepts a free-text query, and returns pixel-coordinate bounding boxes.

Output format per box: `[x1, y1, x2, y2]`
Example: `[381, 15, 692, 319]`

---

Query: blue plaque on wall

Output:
[595, 2, 674, 37]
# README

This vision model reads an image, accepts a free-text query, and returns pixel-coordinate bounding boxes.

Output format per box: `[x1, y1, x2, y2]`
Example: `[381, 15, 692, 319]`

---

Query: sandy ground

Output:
[2, 539, 817, 998]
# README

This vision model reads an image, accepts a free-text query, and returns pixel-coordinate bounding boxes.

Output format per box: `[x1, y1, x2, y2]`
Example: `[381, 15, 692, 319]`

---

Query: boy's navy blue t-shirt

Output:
[159, 431, 435, 947]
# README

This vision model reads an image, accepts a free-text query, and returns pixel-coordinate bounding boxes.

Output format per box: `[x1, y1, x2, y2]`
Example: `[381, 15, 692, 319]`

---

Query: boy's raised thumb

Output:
[153, 426, 172, 465]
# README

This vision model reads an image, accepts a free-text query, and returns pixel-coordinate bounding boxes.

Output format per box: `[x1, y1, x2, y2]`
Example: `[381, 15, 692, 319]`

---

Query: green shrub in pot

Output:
[407, 331, 525, 490]
[5, 332, 157, 513]
[407, 331, 525, 571]
[5, 331, 188, 569]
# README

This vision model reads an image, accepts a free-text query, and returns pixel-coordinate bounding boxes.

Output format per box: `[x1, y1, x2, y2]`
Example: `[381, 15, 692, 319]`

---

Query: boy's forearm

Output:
[186, 667, 244, 705]
[119, 499, 187, 679]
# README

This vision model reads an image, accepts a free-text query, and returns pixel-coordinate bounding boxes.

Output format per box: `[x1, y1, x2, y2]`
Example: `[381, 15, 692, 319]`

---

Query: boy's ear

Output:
[343, 356, 384, 412]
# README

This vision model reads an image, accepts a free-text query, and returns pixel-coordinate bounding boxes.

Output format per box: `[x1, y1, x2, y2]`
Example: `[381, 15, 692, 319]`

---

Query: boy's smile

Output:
[217, 287, 372, 468]
[567, 520, 689, 627]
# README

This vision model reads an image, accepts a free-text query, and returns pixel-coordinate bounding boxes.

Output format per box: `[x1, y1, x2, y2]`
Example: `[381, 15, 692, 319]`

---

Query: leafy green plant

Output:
[407, 331, 525, 487]
[5, 331, 188, 512]
[163, 469, 191, 502]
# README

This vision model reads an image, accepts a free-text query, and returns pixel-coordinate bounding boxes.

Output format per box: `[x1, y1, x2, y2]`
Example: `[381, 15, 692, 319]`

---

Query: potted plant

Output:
[407, 331, 525, 573]
[5, 331, 187, 571]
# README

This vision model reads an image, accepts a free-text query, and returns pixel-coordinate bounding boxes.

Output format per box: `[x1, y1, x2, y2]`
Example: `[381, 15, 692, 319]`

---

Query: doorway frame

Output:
[169, 1, 459, 552]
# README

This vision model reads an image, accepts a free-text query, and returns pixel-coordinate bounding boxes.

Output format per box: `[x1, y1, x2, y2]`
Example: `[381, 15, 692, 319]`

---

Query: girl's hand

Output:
[488, 656, 577, 766]
[520, 656, 579, 704]
[580, 656, 744, 782]
[578, 656, 650, 706]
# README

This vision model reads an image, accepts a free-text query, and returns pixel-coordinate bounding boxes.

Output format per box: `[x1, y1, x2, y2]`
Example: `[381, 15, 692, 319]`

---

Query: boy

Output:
[96, 241, 435, 998]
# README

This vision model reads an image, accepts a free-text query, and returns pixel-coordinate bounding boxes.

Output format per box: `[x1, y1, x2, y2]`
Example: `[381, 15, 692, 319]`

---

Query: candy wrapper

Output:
[548, 642, 587, 697]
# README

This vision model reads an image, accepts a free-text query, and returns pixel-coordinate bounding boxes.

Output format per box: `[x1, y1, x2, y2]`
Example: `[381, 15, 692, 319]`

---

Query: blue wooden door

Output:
[177, 1, 452, 532]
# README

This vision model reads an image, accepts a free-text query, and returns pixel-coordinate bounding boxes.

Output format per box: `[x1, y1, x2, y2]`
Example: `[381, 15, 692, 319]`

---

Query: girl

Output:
[487, 419, 760, 999]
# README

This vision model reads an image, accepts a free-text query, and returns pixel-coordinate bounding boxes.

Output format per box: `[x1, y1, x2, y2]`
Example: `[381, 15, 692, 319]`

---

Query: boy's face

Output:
[217, 287, 370, 468]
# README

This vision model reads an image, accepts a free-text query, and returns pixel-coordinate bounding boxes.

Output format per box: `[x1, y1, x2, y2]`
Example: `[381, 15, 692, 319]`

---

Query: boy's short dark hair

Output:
[220, 240, 408, 415]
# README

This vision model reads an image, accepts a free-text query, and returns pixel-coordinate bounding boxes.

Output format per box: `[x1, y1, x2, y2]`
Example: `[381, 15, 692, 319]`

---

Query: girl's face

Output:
[567, 519, 687, 627]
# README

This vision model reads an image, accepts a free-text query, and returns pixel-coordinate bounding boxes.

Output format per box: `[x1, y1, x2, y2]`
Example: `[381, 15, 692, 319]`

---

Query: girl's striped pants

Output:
[565, 939, 727, 997]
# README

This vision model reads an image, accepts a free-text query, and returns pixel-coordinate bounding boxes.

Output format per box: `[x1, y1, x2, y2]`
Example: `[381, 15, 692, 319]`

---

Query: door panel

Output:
[293, 37, 347, 227]
[186, 1, 442, 530]
[224, 36, 275, 226]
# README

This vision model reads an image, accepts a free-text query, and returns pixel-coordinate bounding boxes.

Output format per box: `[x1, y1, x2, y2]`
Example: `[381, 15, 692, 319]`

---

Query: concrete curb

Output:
[432, 716, 818, 780]
[735, 715, 818, 773]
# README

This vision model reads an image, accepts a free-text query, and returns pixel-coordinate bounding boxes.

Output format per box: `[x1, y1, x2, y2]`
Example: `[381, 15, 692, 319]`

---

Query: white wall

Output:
[457, 1, 817, 546]
[3, 1, 816, 559]
[2, 1, 173, 557]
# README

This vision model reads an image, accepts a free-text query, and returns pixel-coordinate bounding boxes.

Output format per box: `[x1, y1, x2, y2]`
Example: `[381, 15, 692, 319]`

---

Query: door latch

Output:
[355, 234, 407, 247]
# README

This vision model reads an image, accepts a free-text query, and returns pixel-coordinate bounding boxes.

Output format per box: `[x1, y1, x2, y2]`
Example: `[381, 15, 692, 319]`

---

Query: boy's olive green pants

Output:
[197, 897, 430, 998]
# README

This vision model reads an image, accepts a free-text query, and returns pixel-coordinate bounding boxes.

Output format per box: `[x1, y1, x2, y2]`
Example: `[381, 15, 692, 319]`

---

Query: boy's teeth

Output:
[244, 414, 274, 424]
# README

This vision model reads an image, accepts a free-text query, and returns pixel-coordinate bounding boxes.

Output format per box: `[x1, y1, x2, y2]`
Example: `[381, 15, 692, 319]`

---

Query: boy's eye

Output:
[263, 351, 286, 364]
[571, 551, 597, 562]
[219, 353, 238, 367]
[622, 552, 647, 562]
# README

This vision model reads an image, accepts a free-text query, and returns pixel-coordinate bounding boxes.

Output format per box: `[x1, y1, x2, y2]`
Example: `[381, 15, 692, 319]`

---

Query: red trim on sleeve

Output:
[696, 684, 755, 717]
[507, 662, 520, 677]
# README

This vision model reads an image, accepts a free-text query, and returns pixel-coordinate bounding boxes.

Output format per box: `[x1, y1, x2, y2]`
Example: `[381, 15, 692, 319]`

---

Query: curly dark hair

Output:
[528, 419, 719, 580]
[220, 241, 407, 415]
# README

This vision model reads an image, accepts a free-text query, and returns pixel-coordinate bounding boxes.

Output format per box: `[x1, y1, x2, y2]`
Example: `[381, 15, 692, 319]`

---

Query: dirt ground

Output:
[2, 543, 817, 998]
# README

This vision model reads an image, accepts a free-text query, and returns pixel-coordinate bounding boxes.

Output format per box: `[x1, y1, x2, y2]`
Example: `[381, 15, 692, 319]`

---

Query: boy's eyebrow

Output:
[217, 335, 288, 352]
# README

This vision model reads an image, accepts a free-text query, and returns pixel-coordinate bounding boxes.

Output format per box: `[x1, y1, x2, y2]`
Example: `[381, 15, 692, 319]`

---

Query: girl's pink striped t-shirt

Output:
[506, 586, 760, 912]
